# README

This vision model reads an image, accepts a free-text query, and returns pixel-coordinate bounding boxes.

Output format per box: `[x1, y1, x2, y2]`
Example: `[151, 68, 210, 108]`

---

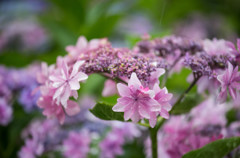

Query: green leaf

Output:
[90, 102, 124, 121]
[100, 95, 118, 105]
[183, 137, 240, 158]
[171, 93, 204, 115]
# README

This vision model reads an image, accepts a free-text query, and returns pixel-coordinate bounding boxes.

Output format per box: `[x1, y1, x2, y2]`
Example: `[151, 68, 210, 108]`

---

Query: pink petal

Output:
[160, 109, 169, 119]
[237, 39, 240, 51]
[112, 102, 128, 112]
[149, 112, 157, 128]
[128, 73, 142, 89]
[69, 80, 80, 90]
[229, 87, 237, 100]
[61, 60, 69, 79]
[75, 72, 88, 81]
[65, 100, 80, 116]
[70, 60, 85, 78]
[124, 103, 135, 121]
[131, 110, 141, 123]
[218, 90, 227, 104]
[60, 86, 71, 108]
[53, 86, 64, 101]
[72, 91, 78, 99]
[76, 36, 88, 49]
[227, 62, 233, 80]
[138, 104, 150, 119]
[102, 80, 117, 97]
[117, 83, 131, 97]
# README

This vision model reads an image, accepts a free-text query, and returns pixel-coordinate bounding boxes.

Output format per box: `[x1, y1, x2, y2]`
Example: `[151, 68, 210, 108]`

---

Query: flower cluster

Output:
[0, 64, 40, 126]
[145, 97, 229, 158]
[112, 72, 172, 127]
[19, 96, 140, 158]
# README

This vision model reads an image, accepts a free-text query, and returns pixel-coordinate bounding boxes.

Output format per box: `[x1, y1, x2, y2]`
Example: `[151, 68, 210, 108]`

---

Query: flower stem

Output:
[149, 127, 158, 158]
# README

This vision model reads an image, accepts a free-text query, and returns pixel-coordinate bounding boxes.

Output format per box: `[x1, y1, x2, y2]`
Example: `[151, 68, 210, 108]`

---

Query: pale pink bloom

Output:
[37, 96, 80, 124]
[217, 62, 240, 103]
[112, 73, 160, 126]
[147, 68, 165, 89]
[190, 97, 228, 127]
[63, 130, 91, 158]
[100, 131, 124, 158]
[153, 84, 172, 119]
[203, 38, 230, 56]
[49, 60, 88, 107]
[226, 39, 240, 56]
[0, 98, 12, 126]
[227, 39, 240, 64]
[66, 36, 108, 60]
[102, 79, 117, 97]
[37, 62, 54, 84]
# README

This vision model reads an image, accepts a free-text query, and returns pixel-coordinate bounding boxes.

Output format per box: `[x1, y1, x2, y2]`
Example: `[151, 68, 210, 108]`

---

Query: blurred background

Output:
[1, 0, 240, 66]
[0, 0, 240, 157]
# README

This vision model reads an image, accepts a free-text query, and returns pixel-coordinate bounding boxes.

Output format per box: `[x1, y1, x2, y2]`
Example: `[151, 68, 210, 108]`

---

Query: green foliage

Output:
[183, 137, 240, 158]
[118, 140, 145, 158]
[171, 93, 204, 115]
[90, 102, 124, 121]
[78, 74, 106, 98]
[165, 68, 193, 93]
[226, 108, 238, 126]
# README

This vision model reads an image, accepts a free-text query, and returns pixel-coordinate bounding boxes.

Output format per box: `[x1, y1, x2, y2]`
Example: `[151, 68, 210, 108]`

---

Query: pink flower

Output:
[63, 130, 91, 158]
[49, 60, 88, 107]
[0, 98, 12, 126]
[112, 73, 160, 126]
[153, 85, 173, 119]
[37, 62, 54, 84]
[147, 68, 165, 89]
[37, 96, 80, 124]
[66, 36, 108, 60]
[102, 79, 117, 97]
[100, 131, 124, 158]
[203, 38, 230, 56]
[227, 39, 240, 64]
[217, 62, 240, 103]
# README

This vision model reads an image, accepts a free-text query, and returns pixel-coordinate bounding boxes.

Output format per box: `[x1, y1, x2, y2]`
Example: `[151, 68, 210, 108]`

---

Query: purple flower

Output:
[49, 60, 88, 107]
[217, 62, 240, 103]
[112, 73, 160, 126]
[63, 130, 91, 158]
[203, 38, 230, 56]
[18, 139, 44, 158]
[100, 131, 124, 158]
[227, 39, 240, 64]
[18, 85, 40, 112]
[0, 98, 12, 126]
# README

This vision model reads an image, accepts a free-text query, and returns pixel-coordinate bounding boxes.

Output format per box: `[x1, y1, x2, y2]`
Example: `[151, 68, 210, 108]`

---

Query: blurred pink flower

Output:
[63, 130, 91, 158]
[0, 98, 12, 126]
[217, 62, 240, 103]
[100, 131, 124, 158]
[102, 79, 117, 97]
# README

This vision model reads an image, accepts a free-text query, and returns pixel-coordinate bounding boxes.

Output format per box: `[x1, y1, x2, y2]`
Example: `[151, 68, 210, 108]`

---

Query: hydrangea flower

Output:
[112, 73, 160, 125]
[0, 98, 12, 126]
[100, 131, 124, 158]
[37, 96, 80, 124]
[217, 62, 240, 103]
[49, 60, 88, 107]
[63, 130, 91, 158]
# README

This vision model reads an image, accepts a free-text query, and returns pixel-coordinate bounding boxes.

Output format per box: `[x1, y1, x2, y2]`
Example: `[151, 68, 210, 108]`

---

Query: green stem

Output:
[149, 127, 158, 158]
[149, 76, 200, 158]
[100, 73, 127, 84]
[170, 77, 199, 113]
